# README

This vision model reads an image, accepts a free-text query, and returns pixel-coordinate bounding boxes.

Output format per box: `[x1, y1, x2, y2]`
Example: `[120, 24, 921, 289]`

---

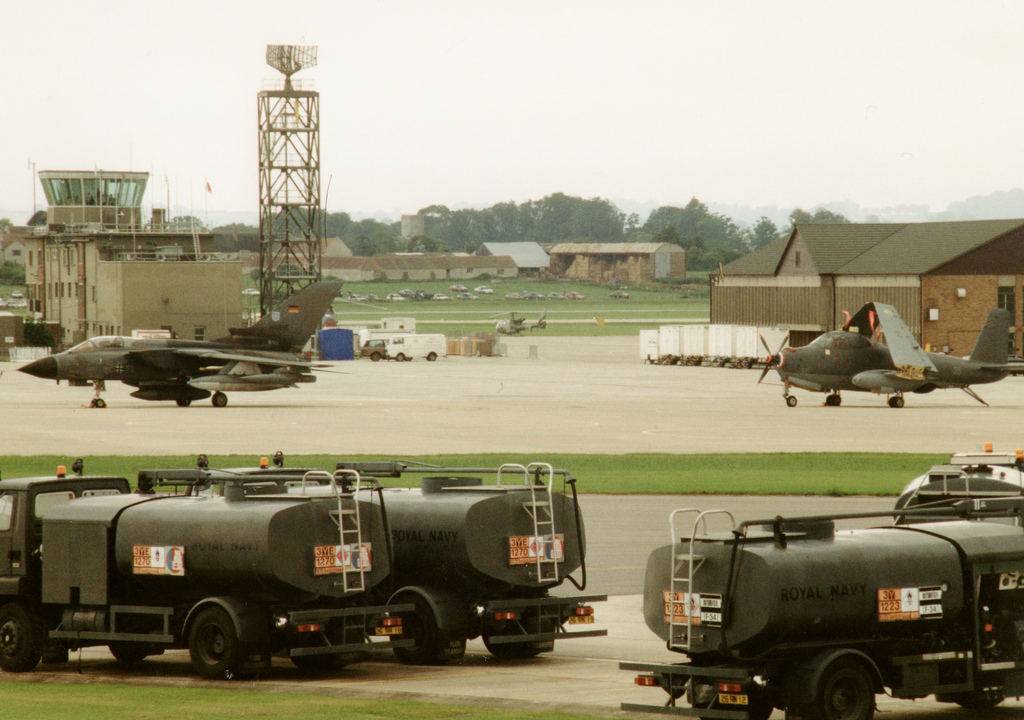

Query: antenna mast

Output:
[258, 44, 322, 315]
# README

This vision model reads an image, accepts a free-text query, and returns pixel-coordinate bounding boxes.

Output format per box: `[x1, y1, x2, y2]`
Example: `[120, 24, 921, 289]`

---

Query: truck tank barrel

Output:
[375, 478, 585, 594]
[98, 489, 387, 602]
[644, 524, 966, 658]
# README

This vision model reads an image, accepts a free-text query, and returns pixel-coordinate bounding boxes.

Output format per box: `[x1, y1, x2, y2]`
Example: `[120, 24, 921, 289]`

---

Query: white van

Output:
[385, 334, 447, 362]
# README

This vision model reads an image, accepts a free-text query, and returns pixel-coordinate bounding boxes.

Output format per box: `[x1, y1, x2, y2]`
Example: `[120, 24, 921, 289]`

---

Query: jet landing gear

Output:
[824, 393, 842, 407]
[89, 381, 107, 408]
[888, 394, 905, 409]
[211, 392, 228, 408]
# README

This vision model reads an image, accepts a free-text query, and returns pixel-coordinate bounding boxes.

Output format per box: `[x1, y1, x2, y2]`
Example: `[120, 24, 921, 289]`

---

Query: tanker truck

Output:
[0, 466, 409, 678]
[621, 501, 1024, 720]
[222, 457, 607, 664]
[344, 460, 607, 664]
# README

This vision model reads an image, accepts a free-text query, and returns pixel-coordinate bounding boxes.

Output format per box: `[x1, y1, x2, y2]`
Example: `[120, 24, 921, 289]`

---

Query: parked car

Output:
[360, 339, 389, 362]
[548, 292, 565, 299]
[449, 284, 468, 293]
[505, 292, 524, 300]
[610, 290, 630, 299]
[523, 291, 544, 300]
[432, 294, 451, 301]
[474, 285, 494, 294]
[386, 293, 406, 301]
[457, 293, 479, 300]
[565, 291, 585, 300]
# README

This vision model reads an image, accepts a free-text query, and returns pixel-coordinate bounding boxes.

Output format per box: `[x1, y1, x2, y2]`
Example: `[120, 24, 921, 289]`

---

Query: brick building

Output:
[712, 220, 1024, 354]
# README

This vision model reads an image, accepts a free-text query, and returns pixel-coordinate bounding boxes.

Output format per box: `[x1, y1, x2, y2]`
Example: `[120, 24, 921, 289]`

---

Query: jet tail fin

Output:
[969, 308, 1012, 364]
[224, 281, 342, 351]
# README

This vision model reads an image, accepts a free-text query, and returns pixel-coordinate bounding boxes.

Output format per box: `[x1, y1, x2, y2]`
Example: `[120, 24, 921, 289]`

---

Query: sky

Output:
[4, 1, 1024, 224]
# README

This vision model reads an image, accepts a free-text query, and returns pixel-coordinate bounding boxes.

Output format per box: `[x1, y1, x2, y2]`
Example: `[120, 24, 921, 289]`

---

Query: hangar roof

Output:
[476, 242, 550, 268]
[721, 219, 1024, 276]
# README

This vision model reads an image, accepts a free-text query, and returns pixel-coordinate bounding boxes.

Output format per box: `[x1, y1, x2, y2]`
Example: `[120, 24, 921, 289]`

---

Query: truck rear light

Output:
[381, 617, 402, 627]
[635, 675, 657, 687]
[719, 683, 743, 693]
[297, 623, 322, 633]
[494, 611, 517, 621]
[57, 465, 67, 478]
[574, 606, 594, 616]
[260, 456, 270, 468]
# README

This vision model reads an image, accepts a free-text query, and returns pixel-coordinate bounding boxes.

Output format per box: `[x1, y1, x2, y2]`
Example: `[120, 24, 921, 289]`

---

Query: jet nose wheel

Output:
[785, 395, 798, 407]
[211, 392, 228, 408]
[888, 396, 905, 408]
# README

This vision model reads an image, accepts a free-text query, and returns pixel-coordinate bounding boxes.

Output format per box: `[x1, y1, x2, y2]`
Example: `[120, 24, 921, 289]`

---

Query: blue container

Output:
[317, 328, 354, 361]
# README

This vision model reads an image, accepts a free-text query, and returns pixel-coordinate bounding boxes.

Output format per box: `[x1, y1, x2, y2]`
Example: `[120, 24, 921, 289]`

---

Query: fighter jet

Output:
[19, 281, 341, 408]
[493, 310, 547, 336]
[760, 302, 1013, 408]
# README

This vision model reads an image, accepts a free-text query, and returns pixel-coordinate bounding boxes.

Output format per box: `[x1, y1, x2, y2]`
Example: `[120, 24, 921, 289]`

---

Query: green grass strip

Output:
[0, 452, 946, 496]
[0, 683, 600, 720]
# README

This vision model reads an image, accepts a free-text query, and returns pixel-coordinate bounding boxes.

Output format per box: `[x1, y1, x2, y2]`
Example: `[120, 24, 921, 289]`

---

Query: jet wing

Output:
[873, 303, 937, 378]
[171, 348, 319, 368]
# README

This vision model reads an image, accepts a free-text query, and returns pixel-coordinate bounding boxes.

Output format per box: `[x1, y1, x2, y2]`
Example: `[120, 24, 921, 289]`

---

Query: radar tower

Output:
[258, 45, 322, 314]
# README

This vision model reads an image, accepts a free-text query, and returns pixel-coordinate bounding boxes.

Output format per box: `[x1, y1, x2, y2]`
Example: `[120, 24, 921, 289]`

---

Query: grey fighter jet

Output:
[19, 282, 341, 408]
[760, 302, 1013, 408]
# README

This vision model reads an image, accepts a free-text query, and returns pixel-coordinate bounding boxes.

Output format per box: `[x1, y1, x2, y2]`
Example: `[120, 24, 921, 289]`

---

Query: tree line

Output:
[210, 194, 850, 272]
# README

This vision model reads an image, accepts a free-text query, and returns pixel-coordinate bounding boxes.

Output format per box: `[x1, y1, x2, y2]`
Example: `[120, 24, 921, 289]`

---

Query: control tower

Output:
[257, 45, 322, 315]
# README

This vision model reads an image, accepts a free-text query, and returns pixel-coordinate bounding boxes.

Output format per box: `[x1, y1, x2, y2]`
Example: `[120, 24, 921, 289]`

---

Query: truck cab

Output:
[0, 474, 130, 597]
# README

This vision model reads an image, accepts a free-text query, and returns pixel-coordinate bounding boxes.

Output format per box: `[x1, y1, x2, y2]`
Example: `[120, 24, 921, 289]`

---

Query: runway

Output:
[3, 335, 1023, 457]
[3, 335, 1023, 717]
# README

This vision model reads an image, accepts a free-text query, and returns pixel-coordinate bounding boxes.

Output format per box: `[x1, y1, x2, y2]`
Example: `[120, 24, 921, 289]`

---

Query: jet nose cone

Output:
[19, 355, 59, 379]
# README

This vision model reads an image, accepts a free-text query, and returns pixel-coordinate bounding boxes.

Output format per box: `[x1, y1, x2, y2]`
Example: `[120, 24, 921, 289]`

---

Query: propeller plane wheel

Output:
[888, 396, 905, 409]
[212, 392, 228, 408]
[785, 395, 798, 408]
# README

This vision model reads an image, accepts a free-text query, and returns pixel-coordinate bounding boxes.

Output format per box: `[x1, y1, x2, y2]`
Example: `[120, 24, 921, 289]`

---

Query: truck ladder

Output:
[667, 508, 734, 652]
[298, 469, 368, 593]
[498, 462, 560, 582]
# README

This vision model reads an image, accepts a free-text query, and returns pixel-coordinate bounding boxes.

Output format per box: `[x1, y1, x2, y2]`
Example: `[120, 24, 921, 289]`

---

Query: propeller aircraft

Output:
[759, 302, 1013, 408]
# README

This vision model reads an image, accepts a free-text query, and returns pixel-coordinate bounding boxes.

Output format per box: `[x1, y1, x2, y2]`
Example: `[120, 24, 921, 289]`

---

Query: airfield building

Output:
[24, 171, 243, 347]
[711, 220, 1024, 355]
[548, 242, 686, 283]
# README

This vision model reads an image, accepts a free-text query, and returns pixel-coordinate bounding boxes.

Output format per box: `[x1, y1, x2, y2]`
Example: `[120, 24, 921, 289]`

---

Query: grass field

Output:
[1, 683, 598, 720]
[2, 452, 945, 496]
[329, 278, 710, 336]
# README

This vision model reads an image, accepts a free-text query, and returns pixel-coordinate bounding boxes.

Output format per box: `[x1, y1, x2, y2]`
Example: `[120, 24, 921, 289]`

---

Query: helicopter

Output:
[492, 310, 548, 336]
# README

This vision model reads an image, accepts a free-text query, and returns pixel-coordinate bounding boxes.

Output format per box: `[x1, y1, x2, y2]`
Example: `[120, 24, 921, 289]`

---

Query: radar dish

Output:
[266, 45, 318, 78]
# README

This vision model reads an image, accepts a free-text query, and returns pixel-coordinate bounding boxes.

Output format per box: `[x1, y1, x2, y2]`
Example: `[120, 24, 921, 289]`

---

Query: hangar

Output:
[711, 220, 1024, 354]
[548, 242, 686, 283]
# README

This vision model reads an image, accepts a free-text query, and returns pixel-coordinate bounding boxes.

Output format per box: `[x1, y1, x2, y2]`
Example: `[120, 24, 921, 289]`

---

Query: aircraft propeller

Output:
[757, 332, 790, 384]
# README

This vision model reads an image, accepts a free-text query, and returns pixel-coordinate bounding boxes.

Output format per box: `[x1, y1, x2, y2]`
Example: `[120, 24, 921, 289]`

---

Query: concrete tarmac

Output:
[3, 335, 1024, 457]
[2, 336, 1022, 717]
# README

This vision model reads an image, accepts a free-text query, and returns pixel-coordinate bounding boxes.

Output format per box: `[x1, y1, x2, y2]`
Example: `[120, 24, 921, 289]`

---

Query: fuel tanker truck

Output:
[339, 460, 607, 664]
[174, 457, 606, 664]
[621, 501, 1024, 720]
[0, 465, 410, 678]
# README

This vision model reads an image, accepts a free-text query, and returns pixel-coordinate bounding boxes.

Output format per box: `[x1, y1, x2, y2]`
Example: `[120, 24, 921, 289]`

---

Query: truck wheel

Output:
[370, 352, 381, 362]
[426, 352, 438, 361]
[189, 607, 240, 679]
[390, 593, 465, 664]
[937, 690, 1004, 709]
[0, 603, 43, 673]
[483, 616, 556, 659]
[809, 658, 874, 720]
[395, 353, 407, 362]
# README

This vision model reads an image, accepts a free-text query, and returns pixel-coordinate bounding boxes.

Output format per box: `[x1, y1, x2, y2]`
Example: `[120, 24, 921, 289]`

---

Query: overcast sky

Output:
[4, 1, 1024, 222]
